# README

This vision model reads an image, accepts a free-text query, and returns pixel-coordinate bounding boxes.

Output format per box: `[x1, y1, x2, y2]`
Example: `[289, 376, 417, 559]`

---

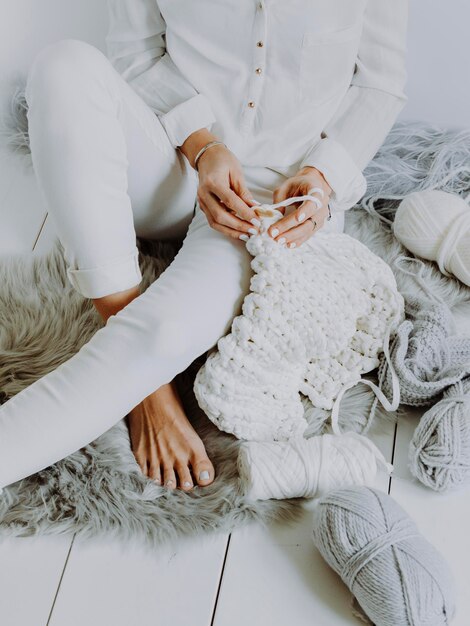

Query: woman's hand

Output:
[179, 129, 261, 241]
[267, 166, 333, 248]
[196, 144, 262, 240]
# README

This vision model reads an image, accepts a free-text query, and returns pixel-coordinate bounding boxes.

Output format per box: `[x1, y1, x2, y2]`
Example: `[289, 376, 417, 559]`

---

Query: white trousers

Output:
[0, 39, 344, 491]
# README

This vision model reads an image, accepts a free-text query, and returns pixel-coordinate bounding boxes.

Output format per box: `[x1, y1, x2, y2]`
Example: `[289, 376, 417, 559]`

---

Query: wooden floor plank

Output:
[48, 532, 229, 626]
[212, 417, 396, 626]
[0, 534, 74, 626]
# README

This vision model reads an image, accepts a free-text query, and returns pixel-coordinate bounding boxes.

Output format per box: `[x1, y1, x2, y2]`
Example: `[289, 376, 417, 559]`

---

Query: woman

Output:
[0, 0, 408, 493]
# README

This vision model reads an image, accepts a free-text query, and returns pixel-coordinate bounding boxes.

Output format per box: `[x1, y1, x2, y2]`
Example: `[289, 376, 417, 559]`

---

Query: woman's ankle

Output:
[92, 283, 141, 323]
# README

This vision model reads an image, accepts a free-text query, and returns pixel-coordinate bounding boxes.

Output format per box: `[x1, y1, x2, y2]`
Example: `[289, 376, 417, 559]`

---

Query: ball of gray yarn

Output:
[312, 486, 455, 625]
[409, 376, 470, 492]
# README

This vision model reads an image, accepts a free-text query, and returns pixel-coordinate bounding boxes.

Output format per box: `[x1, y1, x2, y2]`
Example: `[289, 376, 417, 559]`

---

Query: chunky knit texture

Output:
[194, 196, 405, 442]
[312, 486, 456, 626]
[378, 295, 470, 407]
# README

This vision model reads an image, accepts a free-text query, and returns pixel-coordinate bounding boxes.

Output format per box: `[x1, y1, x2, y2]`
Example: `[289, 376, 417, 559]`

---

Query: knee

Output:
[25, 39, 109, 105]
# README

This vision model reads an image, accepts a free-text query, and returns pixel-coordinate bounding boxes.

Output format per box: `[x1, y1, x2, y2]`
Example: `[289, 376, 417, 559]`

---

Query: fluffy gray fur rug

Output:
[1, 79, 470, 549]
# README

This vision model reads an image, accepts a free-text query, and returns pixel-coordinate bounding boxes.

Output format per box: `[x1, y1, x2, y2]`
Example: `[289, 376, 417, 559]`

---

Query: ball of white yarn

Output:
[237, 432, 393, 501]
[393, 189, 470, 286]
[312, 486, 456, 626]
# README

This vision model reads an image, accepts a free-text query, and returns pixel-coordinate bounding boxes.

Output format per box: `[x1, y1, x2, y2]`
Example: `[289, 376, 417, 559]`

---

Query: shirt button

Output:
[256, 40, 264, 47]
[248, 101, 256, 108]
[258, 2, 263, 9]
[255, 67, 262, 74]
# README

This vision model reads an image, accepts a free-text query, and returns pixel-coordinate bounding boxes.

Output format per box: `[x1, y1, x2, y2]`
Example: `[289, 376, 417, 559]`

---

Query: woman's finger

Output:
[208, 178, 259, 222]
[272, 180, 294, 204]
[272, 218, 317, 247]
[275, 217, 325, 248]
[230, 175, 259, 210]
[268, 197, 325, 239]
[200, 191, 260, 235]
[198, 197, 257, 241]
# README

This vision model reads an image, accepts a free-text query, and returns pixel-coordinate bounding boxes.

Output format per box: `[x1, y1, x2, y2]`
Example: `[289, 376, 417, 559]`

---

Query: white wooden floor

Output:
[1, 158, 470, 626]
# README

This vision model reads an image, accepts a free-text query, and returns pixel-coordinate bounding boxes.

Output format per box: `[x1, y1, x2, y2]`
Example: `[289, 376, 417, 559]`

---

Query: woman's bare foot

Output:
[126, 379, 215, 491]
[92, 284, 214, 491]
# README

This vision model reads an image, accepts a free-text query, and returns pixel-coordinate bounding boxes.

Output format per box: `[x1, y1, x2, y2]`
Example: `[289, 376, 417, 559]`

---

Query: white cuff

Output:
[299, 137, 367, 212]
[157, 93, 217, 148]
[66, 249, 142, 299]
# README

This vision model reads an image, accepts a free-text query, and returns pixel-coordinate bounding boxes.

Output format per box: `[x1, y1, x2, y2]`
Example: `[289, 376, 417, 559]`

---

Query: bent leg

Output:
[25, 38, 198, 300]
[0, 207, 253, 491]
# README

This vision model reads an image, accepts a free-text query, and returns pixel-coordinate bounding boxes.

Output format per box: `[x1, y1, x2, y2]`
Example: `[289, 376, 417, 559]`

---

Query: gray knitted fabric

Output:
[377, 294, 470, 407]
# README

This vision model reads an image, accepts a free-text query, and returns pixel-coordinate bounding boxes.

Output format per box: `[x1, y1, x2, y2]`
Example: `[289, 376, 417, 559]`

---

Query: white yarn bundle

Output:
[194, 194, 405, 442]
[238, 432, 393, 501]
[393, 189, 470, 286]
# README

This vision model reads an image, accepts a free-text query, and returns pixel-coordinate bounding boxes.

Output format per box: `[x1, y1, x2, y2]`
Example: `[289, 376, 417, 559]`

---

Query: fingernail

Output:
[289, 242, 297, 248]
[271, 228, 279, 237]
[199, 470, 210, 481]
[250, 218, 261, 227]
[183, 481, 192, 488]
[297, 212, 306, 222]
[278, 237, 286, 244]
[248, 227, 258, 235]
[239, 234, 249, 241]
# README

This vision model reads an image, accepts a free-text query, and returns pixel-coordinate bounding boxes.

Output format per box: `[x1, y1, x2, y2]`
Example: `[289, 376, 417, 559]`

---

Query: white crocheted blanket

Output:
[194, 200, 405, 442]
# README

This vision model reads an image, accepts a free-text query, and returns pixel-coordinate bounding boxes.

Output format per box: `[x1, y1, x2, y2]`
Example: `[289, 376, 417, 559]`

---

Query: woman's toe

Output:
[148, 463, 162, 486]
[162, 465, 177, 490]
[176, 463, 194, 491]
[191, 455, 215, 487]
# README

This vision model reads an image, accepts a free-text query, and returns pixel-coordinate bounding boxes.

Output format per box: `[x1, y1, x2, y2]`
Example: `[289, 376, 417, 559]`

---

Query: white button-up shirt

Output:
[106, 0, 408, 214]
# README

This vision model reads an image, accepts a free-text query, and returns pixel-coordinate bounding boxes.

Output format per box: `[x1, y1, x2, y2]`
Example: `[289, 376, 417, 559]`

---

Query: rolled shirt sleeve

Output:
[105, 0, 216, 148]
[299, 0, 409, 213]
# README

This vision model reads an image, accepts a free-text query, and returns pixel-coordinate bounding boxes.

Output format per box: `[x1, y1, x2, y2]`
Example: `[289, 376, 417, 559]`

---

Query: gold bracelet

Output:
[193, 140, 226, 171]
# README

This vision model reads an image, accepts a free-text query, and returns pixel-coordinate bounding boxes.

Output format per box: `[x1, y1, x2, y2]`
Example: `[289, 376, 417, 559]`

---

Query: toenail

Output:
[199, 470, 210, 481]
[183, 481, 192, 488]
[166, 480, 174, 486]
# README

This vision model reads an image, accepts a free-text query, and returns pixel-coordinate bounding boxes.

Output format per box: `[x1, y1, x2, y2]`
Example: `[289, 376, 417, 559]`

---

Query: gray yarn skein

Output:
[364, 274, 470, 492]
[312, 486, 456, 626]
[362, 251, 470, 435]
[409, 375, 470, 492]
[377, 295, 470, 408]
